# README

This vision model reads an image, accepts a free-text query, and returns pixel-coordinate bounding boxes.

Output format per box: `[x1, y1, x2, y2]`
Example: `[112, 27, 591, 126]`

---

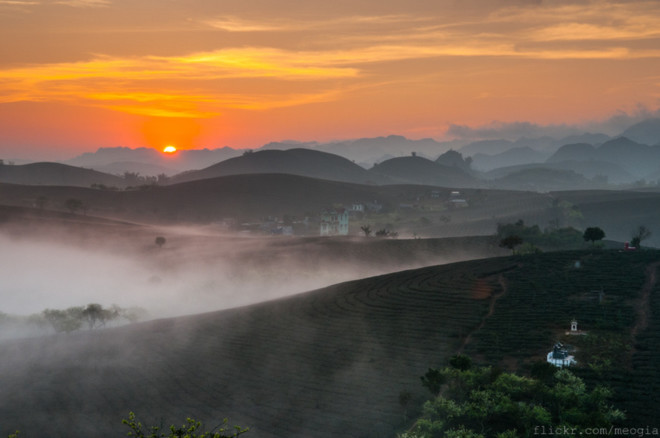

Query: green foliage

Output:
[122, 412, 249, 438]
[449, 354, 472, 371]
[421, 368, 447, 395]
[409, 358, 623, 438]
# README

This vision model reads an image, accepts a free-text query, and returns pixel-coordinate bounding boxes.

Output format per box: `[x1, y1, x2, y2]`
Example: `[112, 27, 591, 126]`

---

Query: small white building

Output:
[566, 318, 586, 336]
[546, 342, 576, 368]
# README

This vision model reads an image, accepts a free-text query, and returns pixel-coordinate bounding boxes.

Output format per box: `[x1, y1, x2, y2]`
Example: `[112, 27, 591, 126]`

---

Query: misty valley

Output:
[2, 130, 660, 437]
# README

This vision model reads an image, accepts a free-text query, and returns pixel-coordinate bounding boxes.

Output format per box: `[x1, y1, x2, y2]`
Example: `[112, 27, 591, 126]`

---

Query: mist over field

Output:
[0, 225, 501, 326]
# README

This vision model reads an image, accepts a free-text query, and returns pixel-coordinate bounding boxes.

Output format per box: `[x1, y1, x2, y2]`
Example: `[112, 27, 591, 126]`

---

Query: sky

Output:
[1, 0, 660, 160]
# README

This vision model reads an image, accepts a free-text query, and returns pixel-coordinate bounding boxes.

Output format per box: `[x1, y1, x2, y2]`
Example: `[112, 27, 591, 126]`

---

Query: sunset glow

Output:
[1, 0, 660, 160]
[163, 145, 177, 154]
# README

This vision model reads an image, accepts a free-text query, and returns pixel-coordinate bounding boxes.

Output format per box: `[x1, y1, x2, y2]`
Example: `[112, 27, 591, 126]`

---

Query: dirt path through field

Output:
[458, 274, 508, 354]
[631, 261, 660, 339]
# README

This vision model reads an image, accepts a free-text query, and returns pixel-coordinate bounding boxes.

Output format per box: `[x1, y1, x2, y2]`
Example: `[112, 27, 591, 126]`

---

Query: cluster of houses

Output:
[229, 189, 468, 237]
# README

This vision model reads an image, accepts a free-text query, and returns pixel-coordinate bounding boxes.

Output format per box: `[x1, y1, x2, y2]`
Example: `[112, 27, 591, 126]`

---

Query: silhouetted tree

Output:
[631, 225, 652, 248]
[375, 229, 390, 237]
[583, 227, 606, 245]
[155, 236, 166, 248]
[360, 225, 372, 237]
[499, 235, 523, 254]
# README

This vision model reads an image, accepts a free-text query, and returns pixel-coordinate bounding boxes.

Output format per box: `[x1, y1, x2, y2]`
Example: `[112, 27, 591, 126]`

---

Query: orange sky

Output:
[1, 0, 660, 159]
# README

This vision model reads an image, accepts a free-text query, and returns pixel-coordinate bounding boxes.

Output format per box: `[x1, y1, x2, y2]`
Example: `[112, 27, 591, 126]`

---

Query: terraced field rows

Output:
[0, 258, 514, 438]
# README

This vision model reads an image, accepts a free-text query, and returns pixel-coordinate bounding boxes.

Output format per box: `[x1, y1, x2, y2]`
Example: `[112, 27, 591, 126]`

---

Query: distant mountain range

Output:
[3, 117, 658, 191]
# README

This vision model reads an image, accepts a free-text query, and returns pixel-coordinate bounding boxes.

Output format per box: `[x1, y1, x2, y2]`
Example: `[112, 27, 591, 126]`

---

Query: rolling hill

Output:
[0, 162, 126, 187]
[369, 156, 477, 188]
[170, 149, 386, 185]
[1, 249, 659, 437]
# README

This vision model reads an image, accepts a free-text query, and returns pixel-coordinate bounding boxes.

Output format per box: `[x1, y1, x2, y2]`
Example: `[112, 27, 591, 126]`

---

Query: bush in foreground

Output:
[122, 412, 249, 438]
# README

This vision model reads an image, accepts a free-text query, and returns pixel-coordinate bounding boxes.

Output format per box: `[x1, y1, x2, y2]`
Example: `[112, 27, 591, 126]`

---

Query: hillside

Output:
[490, 167, 596, 191]
[369, 156, 477, 187]
[1, 250, 659, 436]
[0, 162, 125, 187]
[0, 175, 555, 236]
[170, 149, 385, 185]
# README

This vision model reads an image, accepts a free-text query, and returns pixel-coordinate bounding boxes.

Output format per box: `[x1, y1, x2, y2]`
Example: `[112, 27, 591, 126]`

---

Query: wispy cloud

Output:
[0, 48, 360, 117]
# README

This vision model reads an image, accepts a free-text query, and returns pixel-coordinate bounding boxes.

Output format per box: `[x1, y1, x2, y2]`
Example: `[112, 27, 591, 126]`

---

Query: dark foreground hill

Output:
[0, 162, 125, 187]
[1, 250, 660, 437]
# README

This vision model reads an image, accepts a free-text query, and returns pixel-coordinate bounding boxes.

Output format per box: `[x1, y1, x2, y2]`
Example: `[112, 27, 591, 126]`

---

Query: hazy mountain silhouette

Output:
[546, 143, 597, 163]
[170, 149, 386, 185]
[0, 162, 126, 187]
[459, 139, 514, 156]
[620, 118, 660, 146]
[471, 146, 548, 171]
[543, 137, 660, 181]
[67, 146, 242, 175]
[490, 167, 595, 191]
[597, 137, 659, 176]
[485, 161, 634, 185]
[369, 155, 477, 187]
[88, 161, 177, 177]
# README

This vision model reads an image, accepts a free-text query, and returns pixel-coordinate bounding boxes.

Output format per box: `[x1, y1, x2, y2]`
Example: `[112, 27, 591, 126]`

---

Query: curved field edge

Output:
[0, 250, 658, 437]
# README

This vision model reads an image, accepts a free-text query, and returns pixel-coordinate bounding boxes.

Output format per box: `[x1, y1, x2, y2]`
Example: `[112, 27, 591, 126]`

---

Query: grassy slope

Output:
[0, 258, 511, 438]
[1, 250, 659, 436]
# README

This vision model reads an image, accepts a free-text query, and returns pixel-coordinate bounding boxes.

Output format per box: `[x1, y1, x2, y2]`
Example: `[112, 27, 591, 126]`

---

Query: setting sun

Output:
[163, 145, 177, 153]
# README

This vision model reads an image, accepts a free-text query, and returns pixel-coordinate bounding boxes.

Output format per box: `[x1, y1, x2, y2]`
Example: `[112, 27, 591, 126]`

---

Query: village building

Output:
[320, 208, 349, 236]
[546, 342, 577, 368]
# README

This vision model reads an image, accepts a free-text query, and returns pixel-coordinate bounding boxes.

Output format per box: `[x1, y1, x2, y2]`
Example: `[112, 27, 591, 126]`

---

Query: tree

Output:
[122, 412, 249, 438]
[421, 368, 447, 396]
[64, 198, 84, 214]
[155, 236, 167, 248]
[406, 358, 624, 438]
[360, 225, 372, 237]
[583, 227, 606, 245]
[631, 225, 652, 248]
[499, 235, 523, 254]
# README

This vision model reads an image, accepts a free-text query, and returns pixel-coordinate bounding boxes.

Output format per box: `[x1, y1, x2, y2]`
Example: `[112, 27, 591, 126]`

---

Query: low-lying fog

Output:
[0, 225, 501, 339]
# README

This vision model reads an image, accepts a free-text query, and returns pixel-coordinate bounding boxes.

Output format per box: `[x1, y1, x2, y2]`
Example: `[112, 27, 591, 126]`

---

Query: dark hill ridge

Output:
[0, 162, 125, 187]
[170, 148, 388, 185]
[1, 250, 659, 436]
[370, 155, 477, 187]
[0, 174, 547, 230]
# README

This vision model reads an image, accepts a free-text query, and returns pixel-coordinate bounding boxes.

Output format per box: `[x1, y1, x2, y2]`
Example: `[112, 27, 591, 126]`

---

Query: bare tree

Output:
[631, 225, 652, 248]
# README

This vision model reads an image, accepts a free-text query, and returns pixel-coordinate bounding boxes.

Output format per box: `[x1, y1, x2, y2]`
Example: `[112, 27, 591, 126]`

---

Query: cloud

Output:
[0, 49, 360, 117]
[445, 106, 660, 141]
